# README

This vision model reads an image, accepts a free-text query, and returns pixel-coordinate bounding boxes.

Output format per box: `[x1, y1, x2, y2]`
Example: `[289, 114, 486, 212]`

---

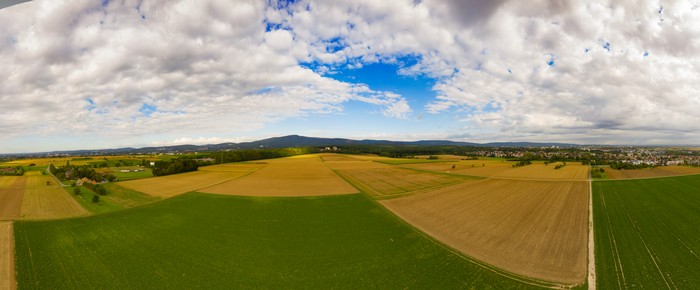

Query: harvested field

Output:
[403, 159, 515, 176]
[119, 170, 252, 198]
[0, 176, 21, 188]
[0, 177, 25, 220]
[0, 188, 23, 220]
[200, 155, 357, 196]
[319, 154, 361, 162]
[333, 165, 472, 198]
[604, 165, 700, 179]
[198, 163, 266, 172]
[20, 182, 88, 220]
[381, 179, 589, 284]
[0, 222, 14, 290]
[405, 161, 589, 180]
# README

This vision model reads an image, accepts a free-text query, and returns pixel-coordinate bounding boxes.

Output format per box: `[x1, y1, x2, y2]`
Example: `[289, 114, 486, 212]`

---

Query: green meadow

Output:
[593, 175, 700, 289]
[15, 193, 544, 289]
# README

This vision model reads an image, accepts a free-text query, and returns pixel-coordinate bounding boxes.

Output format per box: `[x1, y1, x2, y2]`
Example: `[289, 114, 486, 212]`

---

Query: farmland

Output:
[404, 160, 589, 180]
[603, 165, 700, 179]
[119, 163, 265, 198]
[381, 179, 589, 285]
[199, 155, 357, 196]
[14, 193, 546, 289]
[0, 173, 87, 220]
[0, 177, 23, 220]
[324, 155, 475, 198]
[593, 175, 700, 289]
[0, 222, 13, 290]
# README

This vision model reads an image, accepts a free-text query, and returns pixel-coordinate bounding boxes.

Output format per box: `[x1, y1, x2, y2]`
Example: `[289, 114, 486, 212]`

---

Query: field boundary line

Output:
[327, 166, 575, 289]
[366, 193, 575, 289]
[595, 172, 700, 182]
[185, 165, 268, 195]
[614, 190, 673, 289]
[588, 177, 596, 290]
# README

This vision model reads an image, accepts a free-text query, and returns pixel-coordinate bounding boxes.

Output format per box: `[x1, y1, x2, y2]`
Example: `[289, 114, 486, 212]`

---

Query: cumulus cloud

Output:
[0, 0, 410, 149]
[277, 0, 700, 144]
[2, 0, 700, 151]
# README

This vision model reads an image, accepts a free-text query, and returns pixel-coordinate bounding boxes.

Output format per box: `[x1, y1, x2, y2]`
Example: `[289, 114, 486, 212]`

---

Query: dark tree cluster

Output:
[48, 163, 116, 182]
[152, 159, 199, 176]
[0, 166, 24, 176]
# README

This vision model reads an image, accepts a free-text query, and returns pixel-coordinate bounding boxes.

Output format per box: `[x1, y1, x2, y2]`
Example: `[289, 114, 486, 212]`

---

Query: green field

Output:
[15, 193, 545, 289]
[593, 175, 700, 289]
[64, 186, 123, 214]
[112, 168, 153, 181]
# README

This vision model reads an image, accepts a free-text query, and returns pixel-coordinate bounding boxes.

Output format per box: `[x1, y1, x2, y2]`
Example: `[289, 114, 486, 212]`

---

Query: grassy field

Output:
[199, 155, 357, 196]
[65, 186, 123, 215]
[14, 193, 548, 289]
[593, 175, 700, 289]
[603, 165, 700, 179]
[382, 179, 589, 285]
[102, 183, 160, 208]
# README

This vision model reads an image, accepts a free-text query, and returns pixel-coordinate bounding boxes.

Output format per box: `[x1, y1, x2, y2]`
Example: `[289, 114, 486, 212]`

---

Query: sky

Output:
[1, 0, 700, 153]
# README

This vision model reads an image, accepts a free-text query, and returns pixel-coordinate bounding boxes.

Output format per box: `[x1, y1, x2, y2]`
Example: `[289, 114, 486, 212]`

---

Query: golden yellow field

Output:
[200, 155, 357, 196]
[0, 222, 14, 290]
[405, 161, 589, 180]
[604, 165, 700, 179]
[381, 179, 588, 285]
[331, 164, 470, 197]
[0, 176, 21, 188]
[18, 175, 88, 220]
[119, 170, 257, 198]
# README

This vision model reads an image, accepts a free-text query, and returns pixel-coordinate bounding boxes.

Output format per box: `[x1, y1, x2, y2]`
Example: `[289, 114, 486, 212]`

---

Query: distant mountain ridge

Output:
[3, 135, 580, 156]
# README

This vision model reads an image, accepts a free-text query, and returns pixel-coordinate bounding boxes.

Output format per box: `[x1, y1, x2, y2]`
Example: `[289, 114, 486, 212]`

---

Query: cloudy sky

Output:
[1, 0, 700, 153]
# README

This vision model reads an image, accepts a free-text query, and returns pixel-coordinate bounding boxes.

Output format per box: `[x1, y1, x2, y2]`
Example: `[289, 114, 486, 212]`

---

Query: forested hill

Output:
[3, 135, 580, 156]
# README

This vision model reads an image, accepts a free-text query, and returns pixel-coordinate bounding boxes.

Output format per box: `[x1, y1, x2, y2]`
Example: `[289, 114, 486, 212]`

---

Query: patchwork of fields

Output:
[604, 165, 700, 179]
[382, 179, 589, 284]
[7, 153, 700, 288]
[593, 175, 700, 288]
[403, 160, 589, 180]
[200, 156, 357, 196]
[14, 193, 545, 289]
[0, 174, 87, 220]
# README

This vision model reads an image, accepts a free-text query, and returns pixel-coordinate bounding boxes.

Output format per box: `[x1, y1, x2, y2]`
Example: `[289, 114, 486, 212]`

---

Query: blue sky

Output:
[1, 0, 700, 153]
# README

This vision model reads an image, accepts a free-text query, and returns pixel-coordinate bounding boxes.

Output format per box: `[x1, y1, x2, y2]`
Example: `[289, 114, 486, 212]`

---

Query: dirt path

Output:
[588, 179, 596, 290]
[0, 222, 16, 290]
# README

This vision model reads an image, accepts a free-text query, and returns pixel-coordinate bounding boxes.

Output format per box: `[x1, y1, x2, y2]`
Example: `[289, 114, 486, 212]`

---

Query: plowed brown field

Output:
[381, 179, 588, 285]
[0, 222, 14, 290]
[200, 155, 357, 196]
[604, 165, 700, 179]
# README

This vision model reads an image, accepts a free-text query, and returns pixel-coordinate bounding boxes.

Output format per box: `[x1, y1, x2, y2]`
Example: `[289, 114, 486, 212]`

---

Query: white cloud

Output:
[0, 0, 411, 151]
[277, 0, 700, 144]
[2, 0, 700, 152]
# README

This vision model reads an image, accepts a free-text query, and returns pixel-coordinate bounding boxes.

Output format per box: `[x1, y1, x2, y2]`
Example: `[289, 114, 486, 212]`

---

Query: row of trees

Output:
[49, 163, 117, 182]
[0, 166, 24, 176]
[211, 148, 313, 164]
[152, 159, 199, 176]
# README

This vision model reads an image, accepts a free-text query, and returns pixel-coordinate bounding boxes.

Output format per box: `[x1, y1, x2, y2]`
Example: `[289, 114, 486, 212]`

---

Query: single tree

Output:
[73, 187, 81, 195]
[92, 194, 100, 203]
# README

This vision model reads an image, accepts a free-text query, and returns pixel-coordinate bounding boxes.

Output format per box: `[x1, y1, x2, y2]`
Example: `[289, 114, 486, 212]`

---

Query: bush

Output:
[73, 187, 81, 195]
[92, 194, 100, 203]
